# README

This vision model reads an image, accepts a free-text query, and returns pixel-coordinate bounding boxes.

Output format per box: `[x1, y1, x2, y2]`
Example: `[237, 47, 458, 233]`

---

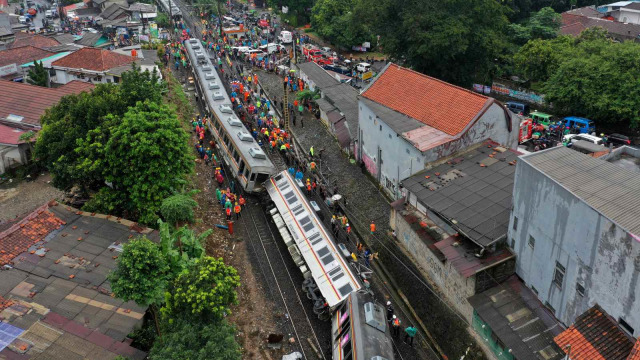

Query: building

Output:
[296, 62, 358, 152]
[0, 123, 30, 174]
[393, 141, 519, 323]
[128, 2, 157, 21]
[561, 6, 640, 41]
[509, 146, 640, 337]
[554, 304, 640, 360]
[8, 33, 61, 50]
[51, 47, 135, 84]
[0, 80, 94, 129]
[0, 46, 55, 80]
[0, 201, 150, 359]
[358, 63, 517, 199]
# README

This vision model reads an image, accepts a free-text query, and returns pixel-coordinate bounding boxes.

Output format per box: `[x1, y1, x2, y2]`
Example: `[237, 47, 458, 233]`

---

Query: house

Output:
[0, 45, 55, 80]
[75, 31, 110, 47]
[561, 6, 640, 41]
[296, 62, 358, 152]
[51, 47, 135, 84]
[509, 146, 640, 337]
[358, 63, 517, 198]
[0, 80, 94, 129]
[0, 201, 151, 359]
[393, 141, 518, 323]
[129, 2, 157, 21]
[0, 123, 30, 174]
[554, 304, 640, 360]
[110, 48, 161, 79]
[8, 33, 61, 49]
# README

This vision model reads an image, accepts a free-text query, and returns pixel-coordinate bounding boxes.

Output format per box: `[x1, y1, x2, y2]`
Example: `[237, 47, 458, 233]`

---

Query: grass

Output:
[163, 69, 194, 129]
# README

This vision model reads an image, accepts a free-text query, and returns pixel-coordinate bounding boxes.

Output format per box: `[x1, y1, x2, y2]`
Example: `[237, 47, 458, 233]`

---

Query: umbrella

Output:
[27, 8, 37, 15]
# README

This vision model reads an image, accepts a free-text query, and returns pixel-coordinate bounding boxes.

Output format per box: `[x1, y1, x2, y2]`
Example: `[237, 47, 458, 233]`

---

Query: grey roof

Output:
[0, 27, 13, 37]
[100, 3, 129, 20]
[522, 146, 640, 236]
[129, 2, 156, 12]
[566, 6, 602, 17]
[315, 97, 335, 113]
[75, 32, 103, 46]
[75, 7, 102, 17]
[622, 1, 640, 10]
[46, 43, 84, 52]
[93, 0, 108, 4]
[401, 142, 519, 247]
[53, 33, 78, 45]
[0, 204, 151, 359]
[322, 83, 359, 134]
[468, 277, 564, 360]
[360, 97, 423, 135]
[297, 61, 339, 89]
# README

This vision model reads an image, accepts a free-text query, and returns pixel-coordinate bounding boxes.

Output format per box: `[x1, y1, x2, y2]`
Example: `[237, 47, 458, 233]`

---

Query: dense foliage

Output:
[509, 7, 561, 45]
[160, 191, 199, 226]
[149, 319, 241, 360]
[27, 60, 48, 87]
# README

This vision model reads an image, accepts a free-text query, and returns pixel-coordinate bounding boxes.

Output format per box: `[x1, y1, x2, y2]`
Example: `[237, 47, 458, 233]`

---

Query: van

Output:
[562, 116, 595, 134]
[505, 101, 529, 115]
[563, 133, 603, 146]
[529, 111, 555, 128]
[278, 30, 292, 44]
[259, 43, 283, 54]
[356, 62, 371, 72]
[45, 10, 53, 18]
[19, 15, 27, 24]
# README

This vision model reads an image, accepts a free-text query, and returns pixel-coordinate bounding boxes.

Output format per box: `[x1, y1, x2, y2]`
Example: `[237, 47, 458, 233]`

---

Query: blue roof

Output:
[563, 116, 594, 123]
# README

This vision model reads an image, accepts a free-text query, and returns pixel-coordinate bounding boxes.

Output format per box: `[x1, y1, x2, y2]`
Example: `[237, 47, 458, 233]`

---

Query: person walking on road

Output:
[404, 326, 417, 347]
[391, 315, 401, 338]
[370, 220, 376, 235]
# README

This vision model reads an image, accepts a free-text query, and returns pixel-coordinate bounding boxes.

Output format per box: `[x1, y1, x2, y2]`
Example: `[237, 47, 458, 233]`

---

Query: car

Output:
[259, 43, 284, 54]
[45, 10, 54, 18]
[278, 30, 292, 44]
[232, 46, 251, 53]
[356, 62, 371, 72]
[605, 133, 632, 146]
[505, 101, 530, 115]
[18, 15, 27, 24]
[83, 27, 98, 33]
[563, 133, 603, 146]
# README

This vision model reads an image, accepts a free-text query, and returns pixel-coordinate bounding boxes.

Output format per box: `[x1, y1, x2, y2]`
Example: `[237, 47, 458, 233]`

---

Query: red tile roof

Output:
[10, 33, 61, 50]
[561, 22, 587, 36]
[52, 47, 135, 72]
[0, 203, 65, 266]
[0, 123, 28, 145]
[361, 63, 492, 136]
[0, 80, 94, 127]
[629, 339, 640, 360]
[554, 304, 635, 360]
[0, 45, 55, 68]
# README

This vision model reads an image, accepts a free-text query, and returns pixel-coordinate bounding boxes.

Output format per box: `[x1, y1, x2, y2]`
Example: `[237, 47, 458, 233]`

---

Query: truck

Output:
[302, 45, 323, 61]
[278, 30, 292, 44]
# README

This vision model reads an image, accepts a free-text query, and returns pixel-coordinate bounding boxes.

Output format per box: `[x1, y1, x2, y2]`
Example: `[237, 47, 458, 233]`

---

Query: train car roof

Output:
[185, 39, 274, 170]
[349, 292, 395, 360]
[265, 170, 361, 307]
[156, 0, 181, 16]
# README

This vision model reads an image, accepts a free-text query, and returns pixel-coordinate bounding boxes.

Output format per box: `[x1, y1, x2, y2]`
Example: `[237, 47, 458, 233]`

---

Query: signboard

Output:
[362, 42, 370, 48]
[0, 63, 18, 77]
[362, 71, 373, 81]
[473, 84, 483, 93]
[150, 23, 158, 38]
[492, 82, 544, 104]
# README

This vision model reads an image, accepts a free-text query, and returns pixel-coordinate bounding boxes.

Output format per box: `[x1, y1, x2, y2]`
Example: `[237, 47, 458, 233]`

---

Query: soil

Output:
[0, 173, 64, 223]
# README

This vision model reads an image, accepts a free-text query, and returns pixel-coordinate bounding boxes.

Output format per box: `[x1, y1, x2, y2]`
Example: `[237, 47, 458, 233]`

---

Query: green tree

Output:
[160, 190, 199, 226]
[509, 7, 561, 45]
[158, 219, 210, 276]
[379, 0, 511, 85]
[311, 0, 375, 49]
[155, 13, 169, 28]
[109, 237, 171, 335]
[296, 89, 320, 102]
[18, 130, 36, 157]
[81, 101, 192, 225]
[162, 257, 240, 322]
[149, 319, 241, 360]
[27, 60, 48, 87]
[513, 35, 573, 82]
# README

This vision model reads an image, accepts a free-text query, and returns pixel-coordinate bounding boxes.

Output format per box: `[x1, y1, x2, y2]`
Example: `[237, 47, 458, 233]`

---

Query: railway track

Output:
[239, 197, 330, 359]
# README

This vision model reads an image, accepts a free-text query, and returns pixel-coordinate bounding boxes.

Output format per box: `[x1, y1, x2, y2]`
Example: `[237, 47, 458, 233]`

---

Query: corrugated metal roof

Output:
[297, 62, 339, 89]
[360, 97, 423, 135]
[522, 147, 640, 236]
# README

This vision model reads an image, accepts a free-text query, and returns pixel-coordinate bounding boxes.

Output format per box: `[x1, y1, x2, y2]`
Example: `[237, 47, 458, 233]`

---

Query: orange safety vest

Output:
[234, 205, 241, 214]
[239, 197, 246, 206]
[307, 184, 312, 191]
[392, 318, 400, 327]
[370, 223, 376, 232]
[226, 208, 232, 216]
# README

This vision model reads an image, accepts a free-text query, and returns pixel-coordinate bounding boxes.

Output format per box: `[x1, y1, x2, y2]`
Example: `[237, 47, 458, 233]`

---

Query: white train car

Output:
[156, 0, 181, 18]
[265, 170, 361, 319]
[184, 38, 276, 192]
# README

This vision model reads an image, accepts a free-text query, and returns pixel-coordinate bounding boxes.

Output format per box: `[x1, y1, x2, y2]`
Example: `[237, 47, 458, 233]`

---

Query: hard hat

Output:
[387, 301, 391, 306]
[393, 315, 397, 319]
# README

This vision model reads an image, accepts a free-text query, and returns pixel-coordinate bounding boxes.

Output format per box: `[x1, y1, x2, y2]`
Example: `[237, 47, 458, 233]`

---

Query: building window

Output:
[379, 125, 382, 131]
[531, 286, 538, 295]
[545, 301, 556, 315]
[513, 216, 518, 231]
[405, 148, 410, 154]
[619, 318, 635, 335]
[576, 282, 585, 296]
[389, 134, 392, 139]
[510, 238, 515, 249]
[553, 261, 565, 289]
[528, 235, 535, 249]
[369, 115, 372, 120]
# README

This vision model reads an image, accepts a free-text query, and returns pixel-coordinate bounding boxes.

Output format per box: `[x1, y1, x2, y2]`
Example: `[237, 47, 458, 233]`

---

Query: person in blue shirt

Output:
[288, 167, 295, 176]
[295, 169, 304, 181]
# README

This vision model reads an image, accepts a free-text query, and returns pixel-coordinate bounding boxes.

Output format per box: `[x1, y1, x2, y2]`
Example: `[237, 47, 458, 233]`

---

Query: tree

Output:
[162, 257, 240, 322]
[149, 319, 241, 360]
[109, 237, 171, 335]
[311, 0, 375, 49]
[509, 7, 561, 45]
[160, 190, 199, 226]
[80, 101, 193, 225]
[158, 219, 210, 276]
[513, 35, 574, 82]
[18, 131, 36, 157]
[379, 0, 511, 85]
[296, 89, 320, 102]
[155, 13, 169, 28]
[27, 60, 48, 87]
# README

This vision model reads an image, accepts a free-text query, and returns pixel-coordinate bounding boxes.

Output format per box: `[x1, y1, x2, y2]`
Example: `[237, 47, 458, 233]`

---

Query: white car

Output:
[563, 133, 603, 146]
[278, 30, 292, 44]
[19, 16, 27, 24]
[233, 46, 251, 54]
[356, 62, 371, 73]
[45, 10, 54, 18]
[259, 43, 284, 54]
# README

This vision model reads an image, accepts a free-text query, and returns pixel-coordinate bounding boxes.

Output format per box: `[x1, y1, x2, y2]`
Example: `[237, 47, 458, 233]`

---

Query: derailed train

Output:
[265, 170, 395, 360]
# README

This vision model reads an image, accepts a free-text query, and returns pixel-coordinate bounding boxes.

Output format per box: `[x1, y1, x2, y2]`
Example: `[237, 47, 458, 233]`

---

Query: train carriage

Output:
[156, 0, 182, 19]
[184, 38, 275, 192]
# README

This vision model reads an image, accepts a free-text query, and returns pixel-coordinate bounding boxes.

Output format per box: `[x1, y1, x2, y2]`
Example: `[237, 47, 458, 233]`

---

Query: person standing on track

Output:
[386, 301, 394, 323]
[404, 326, 417, 347]
[391, 315, 401, 338]
[234, 202, 242, 219]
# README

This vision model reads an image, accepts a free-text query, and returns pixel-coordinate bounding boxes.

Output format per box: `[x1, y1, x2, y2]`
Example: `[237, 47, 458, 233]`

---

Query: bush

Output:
[160, 191, 199, 226]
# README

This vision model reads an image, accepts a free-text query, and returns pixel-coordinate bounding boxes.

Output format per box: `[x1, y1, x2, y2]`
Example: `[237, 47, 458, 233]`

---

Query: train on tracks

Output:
[184, 38, 276, 193]
[156, 0, 182, 19]
[265, 170, 395, 360]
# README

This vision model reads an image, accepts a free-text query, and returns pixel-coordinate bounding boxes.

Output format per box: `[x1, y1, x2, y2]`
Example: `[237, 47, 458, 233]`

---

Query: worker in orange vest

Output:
[391, 315, 401, 338]
[370, 221, 376, 235]
[226, 207, 232, 220]
[306, 182, 312, 195]
[239, 195, 246, 208]
[234, 202, 242, 219]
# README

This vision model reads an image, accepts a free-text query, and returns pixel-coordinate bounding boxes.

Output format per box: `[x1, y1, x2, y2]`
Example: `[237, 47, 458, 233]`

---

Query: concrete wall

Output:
[393, 208, 476, 322]
[358, 100, 517, 199]
[54, 69, 114, 85]
[509, 159, 640, 336]
[0, 145, 26, 174]
[358, 100, 426, 199]
[617, 9, 640, 24]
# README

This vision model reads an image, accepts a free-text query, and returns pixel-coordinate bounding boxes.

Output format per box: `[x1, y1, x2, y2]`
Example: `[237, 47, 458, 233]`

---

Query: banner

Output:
[491, 82, 544, 104]
[473, 84, 483, 93]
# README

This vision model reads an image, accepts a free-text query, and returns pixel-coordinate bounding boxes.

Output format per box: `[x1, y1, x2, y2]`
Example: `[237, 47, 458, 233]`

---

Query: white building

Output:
[357, 63, 518, 199]
[51, 47, 135, 85]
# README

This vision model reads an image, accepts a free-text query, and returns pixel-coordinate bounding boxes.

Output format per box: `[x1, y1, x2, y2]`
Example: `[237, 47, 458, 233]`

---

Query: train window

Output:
[233, 149, 240, 163]
[339, 310, 349, 326]
[250, 172, 256, 181]
[335, 322, 350, 342]
[299, 216, 311, 226]
[255, 173, 270, 183]
[309, 232, 322, 245]
[331, 272, 344, 282]
[238, 160, 245, 174]
[317, 246, 329, 258]
[338, 284, 354, 297]
[292, 204, 304, 216]
[329, 267, 342, 277]
[321, 254, 334, 265]
[244, 168, 250, 178]
[303, 222, 314, 232]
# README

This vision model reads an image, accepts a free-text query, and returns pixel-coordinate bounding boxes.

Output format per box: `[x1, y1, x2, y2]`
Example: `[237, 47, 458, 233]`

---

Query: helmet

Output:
[387, 301, 391, 306]
[392, 315, 396, 319]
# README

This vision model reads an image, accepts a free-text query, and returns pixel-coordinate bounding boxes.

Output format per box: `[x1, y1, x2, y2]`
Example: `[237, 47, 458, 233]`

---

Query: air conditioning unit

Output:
[249, 147, 267, 159]
[364, 302, 386, 332]
[202, 65, 212, 72]
[219, 104, 233, 113]
[188, 38, 198, 45]
[237, 131, 253, 142]
[204, 72, 215, 80]
[227, 115, 242, 127]
[213, 91, 224, 100]
[208, 81, 220, 90]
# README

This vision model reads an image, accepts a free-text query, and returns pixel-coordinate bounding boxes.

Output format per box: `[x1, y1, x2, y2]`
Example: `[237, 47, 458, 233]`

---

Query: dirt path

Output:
[0, 173, 64, 223]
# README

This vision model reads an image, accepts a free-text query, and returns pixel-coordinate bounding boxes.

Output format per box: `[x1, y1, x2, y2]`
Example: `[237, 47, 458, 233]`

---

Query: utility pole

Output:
[168, 0, 173, 33]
